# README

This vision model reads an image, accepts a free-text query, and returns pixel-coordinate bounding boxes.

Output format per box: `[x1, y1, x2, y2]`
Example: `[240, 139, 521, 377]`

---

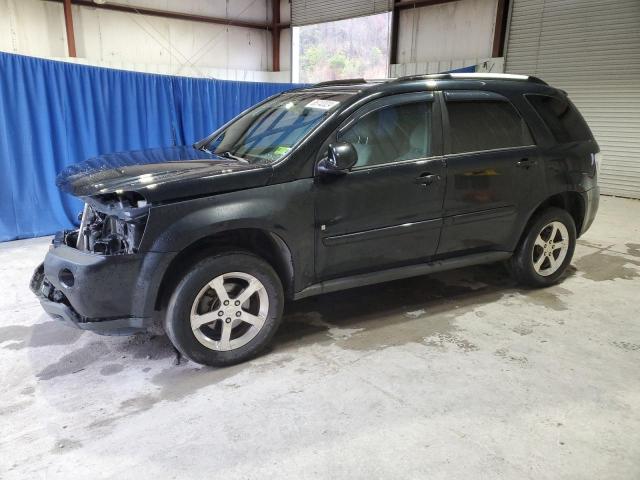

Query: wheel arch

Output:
[153, 228, 295, 312]
[518, 191, 586, 246]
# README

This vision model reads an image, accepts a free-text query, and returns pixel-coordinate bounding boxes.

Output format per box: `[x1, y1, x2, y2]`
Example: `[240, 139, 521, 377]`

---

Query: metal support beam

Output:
[271, 0, 280, 72]
[491, 0, 509, 57]
[45, 0, 291, 31]
[389, 1, 400, 65]
[63, 0, 77, 57]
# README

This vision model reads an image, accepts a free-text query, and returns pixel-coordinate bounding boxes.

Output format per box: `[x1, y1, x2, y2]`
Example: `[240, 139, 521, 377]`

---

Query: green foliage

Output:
[329, 52, 347, 71]
[298, 13, 390, 83]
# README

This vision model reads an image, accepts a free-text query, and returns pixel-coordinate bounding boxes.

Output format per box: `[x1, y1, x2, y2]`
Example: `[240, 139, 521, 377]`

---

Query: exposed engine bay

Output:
[66, 192, 149, 255]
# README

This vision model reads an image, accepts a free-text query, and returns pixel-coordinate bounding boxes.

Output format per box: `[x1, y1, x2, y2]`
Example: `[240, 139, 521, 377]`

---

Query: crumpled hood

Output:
[57, 146, 272, 202]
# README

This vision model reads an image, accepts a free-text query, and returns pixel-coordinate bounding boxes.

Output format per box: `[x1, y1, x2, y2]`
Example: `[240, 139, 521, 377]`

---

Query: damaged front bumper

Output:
[30, 262, 151, 335]
[30, 233, 171, 335]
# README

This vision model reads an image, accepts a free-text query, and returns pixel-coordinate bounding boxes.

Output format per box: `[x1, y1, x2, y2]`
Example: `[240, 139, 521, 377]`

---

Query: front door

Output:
[314, 93, 445, 280]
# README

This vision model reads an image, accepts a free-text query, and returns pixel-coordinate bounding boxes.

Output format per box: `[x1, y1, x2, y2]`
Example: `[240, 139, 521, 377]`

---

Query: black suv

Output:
[31, 73, 600, 366]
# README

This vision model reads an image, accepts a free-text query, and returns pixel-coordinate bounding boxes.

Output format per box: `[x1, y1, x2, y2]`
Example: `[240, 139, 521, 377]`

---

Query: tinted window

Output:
[527, 94, 592, 143]
[339, 101, 432, 167]
[447, 100, 533, 153]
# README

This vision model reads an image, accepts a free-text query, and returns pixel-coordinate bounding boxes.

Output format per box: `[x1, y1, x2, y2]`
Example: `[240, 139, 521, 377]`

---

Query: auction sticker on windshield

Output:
[305, 99, 340, 110]
[273, 146, 291, 156]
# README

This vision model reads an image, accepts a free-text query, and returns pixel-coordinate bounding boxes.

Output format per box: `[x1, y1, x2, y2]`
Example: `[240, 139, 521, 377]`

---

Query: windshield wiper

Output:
[219, 151, 249, 163]
[194, 143, 212, 154]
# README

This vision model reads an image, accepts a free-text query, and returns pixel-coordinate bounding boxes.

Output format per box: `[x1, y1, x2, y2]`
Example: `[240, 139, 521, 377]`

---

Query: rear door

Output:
[437, 90, 541, 255]
[314, 92, 445, 279]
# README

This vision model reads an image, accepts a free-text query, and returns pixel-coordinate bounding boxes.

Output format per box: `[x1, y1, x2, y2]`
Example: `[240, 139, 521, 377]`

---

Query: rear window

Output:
[527, 94, 592, 143]
[446, 100, 534, 154]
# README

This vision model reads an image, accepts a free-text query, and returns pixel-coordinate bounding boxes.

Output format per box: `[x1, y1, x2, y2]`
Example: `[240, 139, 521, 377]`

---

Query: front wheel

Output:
[509, 207, 577, 288]
[164, 252, 284, 367]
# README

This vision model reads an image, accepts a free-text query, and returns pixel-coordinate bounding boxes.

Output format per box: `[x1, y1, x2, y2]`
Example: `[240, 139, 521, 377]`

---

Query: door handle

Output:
[516, 158, 538, 168]
[414, 173, 440, 186]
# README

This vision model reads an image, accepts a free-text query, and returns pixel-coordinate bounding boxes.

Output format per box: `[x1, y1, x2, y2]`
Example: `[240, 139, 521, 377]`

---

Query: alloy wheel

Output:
[189, 272, 269, 351]
[531, 221, 570, 277]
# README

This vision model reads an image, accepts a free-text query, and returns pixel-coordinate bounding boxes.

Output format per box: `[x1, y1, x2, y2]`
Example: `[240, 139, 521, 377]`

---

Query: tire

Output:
[164, 251, 284, 367]
[509, 207, 577, 288]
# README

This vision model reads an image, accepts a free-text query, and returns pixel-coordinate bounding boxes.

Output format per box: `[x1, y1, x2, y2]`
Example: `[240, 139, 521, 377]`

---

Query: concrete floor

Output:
[1, 195, 639, 479]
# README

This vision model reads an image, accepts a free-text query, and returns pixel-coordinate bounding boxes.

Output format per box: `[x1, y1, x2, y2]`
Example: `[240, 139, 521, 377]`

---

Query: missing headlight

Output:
[75, 192, 149, 255]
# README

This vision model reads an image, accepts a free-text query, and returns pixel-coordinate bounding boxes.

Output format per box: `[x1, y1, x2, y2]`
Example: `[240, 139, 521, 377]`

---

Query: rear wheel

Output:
[164, 252, 284, 367]
[509, 207, 576, 287]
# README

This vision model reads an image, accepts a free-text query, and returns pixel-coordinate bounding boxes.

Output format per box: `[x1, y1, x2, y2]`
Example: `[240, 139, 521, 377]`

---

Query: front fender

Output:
[139, 179, 315, 290]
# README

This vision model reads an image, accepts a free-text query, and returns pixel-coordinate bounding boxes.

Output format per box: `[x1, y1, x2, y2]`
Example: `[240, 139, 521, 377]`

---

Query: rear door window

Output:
[526, 94, 592, 143]
[445, 94, 533, 154]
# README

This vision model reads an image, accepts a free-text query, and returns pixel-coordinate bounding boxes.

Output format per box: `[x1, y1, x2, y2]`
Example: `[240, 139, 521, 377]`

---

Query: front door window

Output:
[338, 101, 433, 168]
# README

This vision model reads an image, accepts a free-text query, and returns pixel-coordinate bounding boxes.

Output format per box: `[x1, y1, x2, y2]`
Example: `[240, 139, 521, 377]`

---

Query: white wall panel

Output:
[390, 56, 504, 77]
[118, 0, 269, 24]
[279, 27, 292, 72]
[72, 5, 270, 72]
[0, 0, 67, 57]
[0, 0, 291, 82]
[396, 0, 498, 64]
[51, 56, 291, 82]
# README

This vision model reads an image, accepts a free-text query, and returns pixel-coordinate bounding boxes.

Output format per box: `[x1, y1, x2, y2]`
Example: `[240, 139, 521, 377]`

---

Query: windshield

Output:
[202, 92, 353, 164]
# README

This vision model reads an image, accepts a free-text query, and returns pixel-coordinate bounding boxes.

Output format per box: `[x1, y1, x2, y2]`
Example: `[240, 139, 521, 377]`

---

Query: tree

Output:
[298, 13, 391, 83]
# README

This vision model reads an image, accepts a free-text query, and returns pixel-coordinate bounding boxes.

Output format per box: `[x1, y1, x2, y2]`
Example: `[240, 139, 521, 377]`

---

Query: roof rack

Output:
[394, 72, 548, 85]
[312, 78, 367, 87]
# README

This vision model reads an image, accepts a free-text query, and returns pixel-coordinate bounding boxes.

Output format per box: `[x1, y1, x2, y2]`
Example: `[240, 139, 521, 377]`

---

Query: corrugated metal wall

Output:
[505, 0, 640, 199]
[291, 0, 392, 26]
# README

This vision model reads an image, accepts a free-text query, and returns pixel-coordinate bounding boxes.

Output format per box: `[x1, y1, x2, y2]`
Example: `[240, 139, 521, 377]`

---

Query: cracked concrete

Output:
[1, 196, 639, 479]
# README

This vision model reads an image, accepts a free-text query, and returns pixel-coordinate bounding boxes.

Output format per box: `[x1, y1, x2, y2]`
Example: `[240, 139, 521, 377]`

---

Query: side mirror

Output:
[317, 142, 358, 175]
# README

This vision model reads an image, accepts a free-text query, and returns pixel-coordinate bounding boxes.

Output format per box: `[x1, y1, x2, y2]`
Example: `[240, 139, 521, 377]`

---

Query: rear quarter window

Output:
[526, 94, 592, 143]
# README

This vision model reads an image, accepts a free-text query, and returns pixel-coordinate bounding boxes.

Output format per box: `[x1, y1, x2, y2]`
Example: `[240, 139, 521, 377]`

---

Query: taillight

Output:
[591, 152, 602, 177]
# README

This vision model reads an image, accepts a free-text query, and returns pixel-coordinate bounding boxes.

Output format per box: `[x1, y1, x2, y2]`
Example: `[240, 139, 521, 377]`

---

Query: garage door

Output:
[504, 0, 640, 199]
[291, 0, 392, 26]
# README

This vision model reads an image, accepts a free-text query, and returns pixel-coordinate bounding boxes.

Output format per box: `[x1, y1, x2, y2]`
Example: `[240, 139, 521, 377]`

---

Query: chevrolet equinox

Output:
[31, 73, 600, 366]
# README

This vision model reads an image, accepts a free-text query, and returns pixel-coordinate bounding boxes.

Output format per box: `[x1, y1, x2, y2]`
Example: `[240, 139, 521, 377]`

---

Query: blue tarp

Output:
[447, 65, 476, 73]
[0, 52, 300, 242]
